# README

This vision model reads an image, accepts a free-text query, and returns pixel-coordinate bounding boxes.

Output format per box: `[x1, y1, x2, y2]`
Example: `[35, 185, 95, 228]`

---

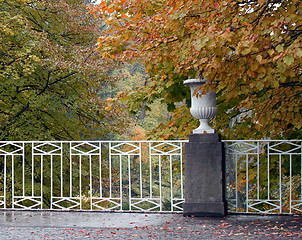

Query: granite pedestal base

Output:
[183, 134, 227, 217]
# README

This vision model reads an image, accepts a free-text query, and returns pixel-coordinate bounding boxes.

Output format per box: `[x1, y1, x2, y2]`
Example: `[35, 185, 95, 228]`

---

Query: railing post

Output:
[183, 79, 227, 217]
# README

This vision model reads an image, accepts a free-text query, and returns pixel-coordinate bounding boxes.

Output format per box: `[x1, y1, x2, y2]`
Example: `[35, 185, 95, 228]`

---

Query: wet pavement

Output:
[0, 210, 301, 239]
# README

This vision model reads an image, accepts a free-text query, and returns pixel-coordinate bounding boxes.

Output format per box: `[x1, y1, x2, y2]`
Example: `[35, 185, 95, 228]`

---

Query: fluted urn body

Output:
[184, 78, 217, 134]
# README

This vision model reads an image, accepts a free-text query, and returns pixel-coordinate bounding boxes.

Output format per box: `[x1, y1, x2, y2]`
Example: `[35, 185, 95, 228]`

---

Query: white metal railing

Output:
[0, 140, 301, 214]
[224, 140, 302, 214]
[0, 141, 186, 212]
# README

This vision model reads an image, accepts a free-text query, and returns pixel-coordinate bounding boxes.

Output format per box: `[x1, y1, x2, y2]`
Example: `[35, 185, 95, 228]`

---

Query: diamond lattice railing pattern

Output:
[0, 141, 186, 212]
[224, 140, 302, 214]
[0, 140, 300, 214]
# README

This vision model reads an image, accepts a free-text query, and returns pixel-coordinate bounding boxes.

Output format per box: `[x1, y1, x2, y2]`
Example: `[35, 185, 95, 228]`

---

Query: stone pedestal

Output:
[183, 134, 227, 217]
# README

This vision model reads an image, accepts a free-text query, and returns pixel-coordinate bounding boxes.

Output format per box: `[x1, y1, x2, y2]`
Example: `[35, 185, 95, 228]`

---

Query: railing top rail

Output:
[0, 140, 189, 143]
[0, 140, 301, 143]
[222, 139, 301, 142]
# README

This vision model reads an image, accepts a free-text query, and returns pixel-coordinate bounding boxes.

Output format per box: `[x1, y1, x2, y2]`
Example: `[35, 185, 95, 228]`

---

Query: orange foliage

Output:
[90, 0, 301, 139]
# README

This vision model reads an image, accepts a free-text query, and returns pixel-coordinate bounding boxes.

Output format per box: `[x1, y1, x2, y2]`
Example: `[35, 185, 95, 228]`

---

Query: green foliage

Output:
[104, 62, 175, 138]
[0, 0, 127, 141]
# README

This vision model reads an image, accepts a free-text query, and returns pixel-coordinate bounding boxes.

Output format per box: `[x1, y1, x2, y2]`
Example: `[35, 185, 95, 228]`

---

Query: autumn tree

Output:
[106, 62, 173, 135]
[91, 0, 301, 139]
[0, 0, 128, 141]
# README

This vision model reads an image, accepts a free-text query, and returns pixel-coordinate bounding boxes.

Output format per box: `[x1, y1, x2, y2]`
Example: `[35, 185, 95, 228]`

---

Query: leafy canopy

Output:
[0, 0, 128, 140]
[91, 0, 301, 139]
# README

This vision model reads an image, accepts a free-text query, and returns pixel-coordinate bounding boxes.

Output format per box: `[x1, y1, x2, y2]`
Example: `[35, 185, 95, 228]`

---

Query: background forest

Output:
[1, 0, 301, 141]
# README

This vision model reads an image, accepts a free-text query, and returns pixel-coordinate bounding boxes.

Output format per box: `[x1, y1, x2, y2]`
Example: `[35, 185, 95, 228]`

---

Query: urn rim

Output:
[183, 78, 207, 85]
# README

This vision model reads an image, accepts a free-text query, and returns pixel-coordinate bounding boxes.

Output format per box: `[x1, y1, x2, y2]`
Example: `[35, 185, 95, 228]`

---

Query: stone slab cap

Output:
[188, 133, 221, 143]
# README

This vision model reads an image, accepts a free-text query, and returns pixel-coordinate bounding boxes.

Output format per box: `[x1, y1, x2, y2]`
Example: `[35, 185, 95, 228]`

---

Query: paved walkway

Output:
[0, 211, 301, 239]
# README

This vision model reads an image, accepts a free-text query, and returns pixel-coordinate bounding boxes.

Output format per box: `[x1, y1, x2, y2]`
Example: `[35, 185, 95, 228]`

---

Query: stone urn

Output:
[184, 78, 217, 134]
